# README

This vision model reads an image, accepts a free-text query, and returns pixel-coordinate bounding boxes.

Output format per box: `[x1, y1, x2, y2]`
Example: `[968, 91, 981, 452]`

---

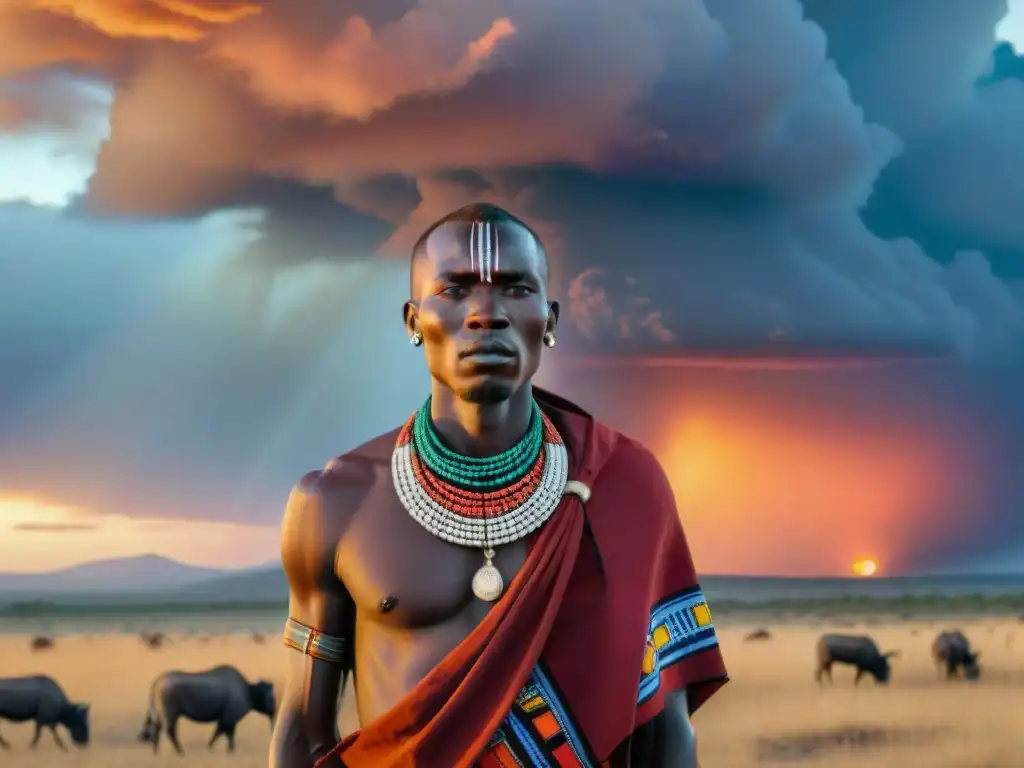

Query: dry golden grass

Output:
[698, 618, 1024, 768]
[0, 617, 1022, 766]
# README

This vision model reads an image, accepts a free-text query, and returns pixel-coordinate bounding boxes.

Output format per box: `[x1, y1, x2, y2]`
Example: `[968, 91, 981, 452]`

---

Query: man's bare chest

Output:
[333, 470, 528, 628]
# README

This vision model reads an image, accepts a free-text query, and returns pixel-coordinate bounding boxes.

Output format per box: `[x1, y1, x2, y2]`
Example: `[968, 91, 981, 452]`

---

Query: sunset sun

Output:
[852, 558, 878, 577]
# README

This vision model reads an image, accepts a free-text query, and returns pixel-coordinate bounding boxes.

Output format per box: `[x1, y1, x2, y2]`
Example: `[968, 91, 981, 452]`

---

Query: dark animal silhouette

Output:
[139, 632, 167, 649]
[744, 628, 772, 641]
[29, 636, 54, 651]
[138, 665, 275, 753]
[932, 630, 981, 680]
[815, 634, 898, 685]
[0, 675, 90, 750]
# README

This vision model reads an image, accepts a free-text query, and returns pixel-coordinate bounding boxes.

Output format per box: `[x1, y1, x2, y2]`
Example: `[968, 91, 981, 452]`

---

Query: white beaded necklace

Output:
[391, 409, 569, 601]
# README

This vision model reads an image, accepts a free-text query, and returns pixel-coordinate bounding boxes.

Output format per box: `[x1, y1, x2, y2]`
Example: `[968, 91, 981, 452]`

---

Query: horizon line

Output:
[557, 353, 948, 371]
[1, 560, 1022, 581]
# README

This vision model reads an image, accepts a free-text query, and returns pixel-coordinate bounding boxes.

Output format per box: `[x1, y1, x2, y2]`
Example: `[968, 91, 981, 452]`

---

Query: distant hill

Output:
[170, 564, 287, 603]
[0, 555, 230, 595]
[697, 572, 1024, 601]
[3, 556, 1024, 613]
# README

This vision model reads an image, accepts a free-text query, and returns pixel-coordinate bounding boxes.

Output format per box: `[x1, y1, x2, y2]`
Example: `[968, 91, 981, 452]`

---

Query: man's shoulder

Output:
[590, 424, 677, 528]
[598, 425, 667, 483]
[291, 425, 402, 508]
[324, 425, 402, 473]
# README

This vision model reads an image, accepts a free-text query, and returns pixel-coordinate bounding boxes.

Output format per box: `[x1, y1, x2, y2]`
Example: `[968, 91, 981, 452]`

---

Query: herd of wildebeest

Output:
[0, 626, 992, 755]
[0, 631, 276, 754]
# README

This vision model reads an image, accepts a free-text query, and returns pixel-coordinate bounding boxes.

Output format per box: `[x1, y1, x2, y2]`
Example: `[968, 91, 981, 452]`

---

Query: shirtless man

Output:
[270, 203, 727, 768]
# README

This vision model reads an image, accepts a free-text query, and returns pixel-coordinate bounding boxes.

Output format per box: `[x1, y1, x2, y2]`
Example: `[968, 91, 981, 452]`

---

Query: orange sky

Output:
[657, 401, 967, 576]
[0, 354, 991, 576]
[0, 392, 971, 575]
[0, 495, 279, 572]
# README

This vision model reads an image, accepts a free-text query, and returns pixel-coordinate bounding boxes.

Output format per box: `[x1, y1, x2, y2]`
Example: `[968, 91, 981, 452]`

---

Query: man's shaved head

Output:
[410, 203, 548, 295]
[403, 202, 558, 405]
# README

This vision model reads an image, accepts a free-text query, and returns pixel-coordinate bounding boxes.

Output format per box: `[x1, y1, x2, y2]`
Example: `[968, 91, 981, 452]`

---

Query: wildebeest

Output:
[932, 630, 981, 680]
[138, 665, 275, 753]
[139, 631, 167, 649]
[29, 635, 54, 651]
[815, 633, 899, 685]
[0, 675, 90, 750]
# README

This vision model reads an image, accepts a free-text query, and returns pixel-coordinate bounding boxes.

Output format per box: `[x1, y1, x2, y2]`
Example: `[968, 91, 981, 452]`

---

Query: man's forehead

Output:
[421, 219, 544, 277]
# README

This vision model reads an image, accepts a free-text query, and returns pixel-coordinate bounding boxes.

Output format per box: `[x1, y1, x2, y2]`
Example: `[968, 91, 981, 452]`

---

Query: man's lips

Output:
[459, 342, 515, 359]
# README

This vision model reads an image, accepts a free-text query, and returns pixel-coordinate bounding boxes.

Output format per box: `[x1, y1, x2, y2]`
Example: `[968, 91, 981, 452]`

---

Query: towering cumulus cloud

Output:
[2, 0, 1022, 356]
[1, 0, 1023, 572]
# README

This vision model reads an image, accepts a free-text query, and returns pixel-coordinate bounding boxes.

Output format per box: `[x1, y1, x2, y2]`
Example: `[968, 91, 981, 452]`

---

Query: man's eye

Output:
[441, 285, 467, 296]
[505, 285, 531, 297]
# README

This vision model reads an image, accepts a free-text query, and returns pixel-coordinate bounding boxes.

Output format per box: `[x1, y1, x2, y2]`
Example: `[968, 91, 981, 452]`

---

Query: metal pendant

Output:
[471, 548, 504, 602]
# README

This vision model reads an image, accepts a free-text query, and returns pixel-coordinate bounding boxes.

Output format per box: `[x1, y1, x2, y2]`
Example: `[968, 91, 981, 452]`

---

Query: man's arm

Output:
[269, 471, 355, 768]
[661, 690, 699, 768]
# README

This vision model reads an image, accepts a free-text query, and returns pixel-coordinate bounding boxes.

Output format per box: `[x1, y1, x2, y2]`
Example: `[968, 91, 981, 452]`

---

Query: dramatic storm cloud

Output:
[4, 0, 1022, 354]
[0, 0, 1022, 572]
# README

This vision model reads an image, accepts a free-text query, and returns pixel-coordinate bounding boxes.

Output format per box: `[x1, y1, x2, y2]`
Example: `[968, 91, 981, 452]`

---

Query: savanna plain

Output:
[1, 614, 1023, 767]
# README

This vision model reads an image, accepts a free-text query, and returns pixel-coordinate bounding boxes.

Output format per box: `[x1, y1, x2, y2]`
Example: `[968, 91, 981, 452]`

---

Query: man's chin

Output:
[459, 379, 516, 405]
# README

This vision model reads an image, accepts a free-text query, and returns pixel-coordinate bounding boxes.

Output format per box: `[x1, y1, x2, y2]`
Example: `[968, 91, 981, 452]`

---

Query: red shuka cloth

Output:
[316, 389, 728, 767]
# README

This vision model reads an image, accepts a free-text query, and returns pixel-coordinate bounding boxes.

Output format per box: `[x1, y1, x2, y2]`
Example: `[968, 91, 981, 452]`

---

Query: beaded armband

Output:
[282, 617, 347, 664]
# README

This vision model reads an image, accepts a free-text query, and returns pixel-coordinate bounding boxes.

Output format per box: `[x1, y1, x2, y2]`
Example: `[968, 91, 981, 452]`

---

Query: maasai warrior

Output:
[269, 204, 728, 768]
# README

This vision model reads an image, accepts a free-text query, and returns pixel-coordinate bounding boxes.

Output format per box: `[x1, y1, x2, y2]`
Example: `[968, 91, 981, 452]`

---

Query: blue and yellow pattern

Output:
[637, 586, 718, 704]
[476, 664, 598, 767]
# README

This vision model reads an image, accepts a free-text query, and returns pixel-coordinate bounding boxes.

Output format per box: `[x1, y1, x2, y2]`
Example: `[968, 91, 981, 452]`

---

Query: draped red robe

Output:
[316, 389, 728, 767]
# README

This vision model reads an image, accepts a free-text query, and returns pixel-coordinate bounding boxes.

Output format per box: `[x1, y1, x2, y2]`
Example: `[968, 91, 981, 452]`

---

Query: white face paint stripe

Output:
[478, 219, 488, 282]
[477, 220, 483, 281]
[467, 220, 503, 282]
[484, 220, 492, 282]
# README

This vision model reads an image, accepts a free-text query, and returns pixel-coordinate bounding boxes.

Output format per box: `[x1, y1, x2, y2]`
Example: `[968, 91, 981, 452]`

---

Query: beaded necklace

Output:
[392, 397, 569, 601]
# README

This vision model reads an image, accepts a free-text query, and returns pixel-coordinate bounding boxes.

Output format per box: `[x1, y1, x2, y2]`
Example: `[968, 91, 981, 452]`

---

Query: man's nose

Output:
[465, 287, 511, 330]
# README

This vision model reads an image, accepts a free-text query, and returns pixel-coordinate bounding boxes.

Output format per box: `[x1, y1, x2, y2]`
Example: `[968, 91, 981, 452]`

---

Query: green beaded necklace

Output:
[412, 397, 543, 489]
[394, 394, 570, 602]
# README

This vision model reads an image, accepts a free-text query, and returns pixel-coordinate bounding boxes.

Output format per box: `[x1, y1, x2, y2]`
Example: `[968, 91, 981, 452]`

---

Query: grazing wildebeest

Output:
[29, 635, 54, 651]
[139, 632, 167, 649]
[815, 634, 899, 685]
[0, 675, 90, 750]
[138, 665, 275, 753]
[932, 630, 981, 680]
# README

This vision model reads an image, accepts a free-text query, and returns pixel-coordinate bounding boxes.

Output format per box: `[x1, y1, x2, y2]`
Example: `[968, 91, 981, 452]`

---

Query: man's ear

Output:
[546, 301, 560, 333]
[403, 301, 418, 336]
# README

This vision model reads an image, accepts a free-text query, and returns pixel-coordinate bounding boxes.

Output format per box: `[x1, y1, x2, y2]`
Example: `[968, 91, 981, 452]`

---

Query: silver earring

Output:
[410, 331, 423, 347]
[543, 332, 556, 348]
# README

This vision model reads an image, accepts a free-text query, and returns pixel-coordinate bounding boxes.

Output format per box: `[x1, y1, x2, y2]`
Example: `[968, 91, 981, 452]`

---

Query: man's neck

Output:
[429, 384, 534, 458]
